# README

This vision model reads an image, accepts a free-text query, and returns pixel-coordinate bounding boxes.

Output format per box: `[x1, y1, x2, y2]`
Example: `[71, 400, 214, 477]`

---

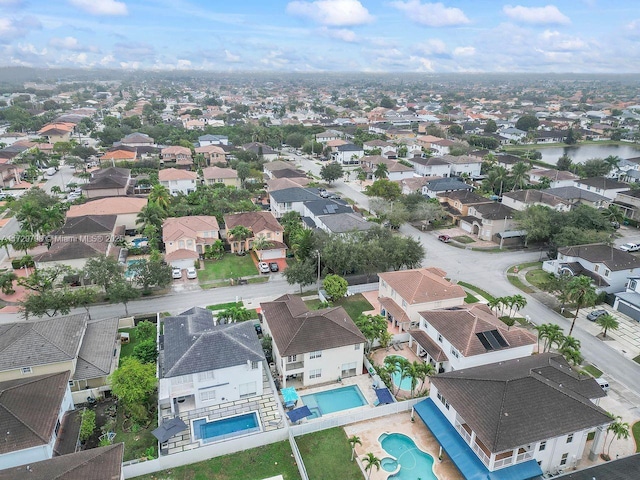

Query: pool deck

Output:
[344, 411, 464, 480]
[370, 345, 432, 399]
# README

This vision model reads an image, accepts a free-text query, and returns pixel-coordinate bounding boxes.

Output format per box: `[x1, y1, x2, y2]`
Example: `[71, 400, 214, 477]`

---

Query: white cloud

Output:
[286, 0, 373, 26]
[49, 36, 99, 52]
[626, 19, 640, 36]
[503, 5, 570, 25]
[224, 50, 241, 62]
[176, 59, 191, 69]
[68, 0, 128, 16]
[391, 1, 470, 27]
[0, 16, 41, 40]
[453, 46, 475, 56]
[409, 56, 435, 72]
[0, 0, 23, 6]
[539, 30, 586, 51]
[119, 61, 141, 69]
[100, 54, 115, 65]
[321, 27, 357, 42]
[415, 39, 448, 55]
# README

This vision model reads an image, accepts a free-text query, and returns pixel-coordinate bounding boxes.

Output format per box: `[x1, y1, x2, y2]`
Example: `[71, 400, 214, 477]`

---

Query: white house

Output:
[441, 154, 483, 178]
[574, 176, 629, 201]
[198, 134, 228, 146]
[261, 294, 366, 389]
[158, 307, 266, 416]
[544, 243, 640, 294]
[415, 354, 611, 478]
[159, 168, 198, 196]
[409, 304, 537, 373]
[529, 168, 579, 188]
[331, 143, 364, 164]
[613, 276, 640, 321]
[406, 156, 452, 178]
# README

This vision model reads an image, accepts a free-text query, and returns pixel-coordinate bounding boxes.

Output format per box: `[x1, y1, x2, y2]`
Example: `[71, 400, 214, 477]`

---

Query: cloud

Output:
[539, 30, 587, 51]
[321, 27, 357, 42]
[113, 41, 155, 60]
[626, 19, 640, 36]
[49, 36, 99, 52]
[391, 1, 470, 27]
[415, 39, 448, 56]
[503, 5, 570, 25]
[0, 16, 40, 41]
[68, 0, 128, 16]
[286, 0, 373, 27]
[0, 0, 23, 6]
[224, 49, 241, 62]
[453, 46, 475, 56]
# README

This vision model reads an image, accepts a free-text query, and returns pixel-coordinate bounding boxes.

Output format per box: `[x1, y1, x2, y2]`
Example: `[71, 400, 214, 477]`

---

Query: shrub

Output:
[79, 409, 96, 442]
[133, 338, 158, 364]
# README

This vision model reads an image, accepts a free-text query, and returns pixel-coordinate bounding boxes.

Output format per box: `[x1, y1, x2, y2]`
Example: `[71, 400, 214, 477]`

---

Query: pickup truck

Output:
[619, 243, 640, 252]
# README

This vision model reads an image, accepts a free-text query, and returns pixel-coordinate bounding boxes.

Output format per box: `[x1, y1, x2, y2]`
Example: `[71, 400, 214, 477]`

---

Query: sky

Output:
[0, 0, 639, 73]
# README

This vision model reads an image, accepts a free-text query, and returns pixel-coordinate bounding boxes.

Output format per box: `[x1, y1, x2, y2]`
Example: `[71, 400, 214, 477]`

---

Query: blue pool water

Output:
[193, 412, 260, 443]
[131, 237, 148, 247]
[385, 356, 413, 391]
[125, 259, 144, 279]
[300, 385, 367, 418]
[379, 433, 437, 480]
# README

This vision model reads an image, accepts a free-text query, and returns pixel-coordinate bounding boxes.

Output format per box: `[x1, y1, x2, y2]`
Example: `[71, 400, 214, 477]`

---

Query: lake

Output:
[537, 144, 640, 166]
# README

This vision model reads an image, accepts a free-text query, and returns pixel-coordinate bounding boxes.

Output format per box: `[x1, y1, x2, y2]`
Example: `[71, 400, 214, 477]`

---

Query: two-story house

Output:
[423, 177, 473, 199]
[406, 156, 452, 178]
[459, 203, 519, 243]
[409, 304, 536, 373]
[574, 177, 629, 201]
[66, 196, 147, 232]
[437, 190, 494, 223]
[159, 168, 198, 196]
[195, 145, 228, 166]
[82, 167, 133, 199]
[378, 268, 466, 331]
[414, 354, 611, 479]
[544, 243, 640, 293]
[119, 132, 155, 147]
[263, 161, 307, 180]
[223, 211, 286, 261]
[613, 276, 640, 321]
[614, 189, 640, 220]
[331, 143, 364, 164]
[162, 216, 220, 269]
[261, 294, 366, 389]
[529, 168, 579, 188]
[242, 142, 278, 162]
[161, 146, 193, 166]
[198, 134, 228, 146]
[202, 166, 240, 188]
[159, 307, 265, 416]
[359, 156, 414, 181]
[441, 154, 483, 178]
[100, 145, 138, 164]
[269, 187, 321, 218]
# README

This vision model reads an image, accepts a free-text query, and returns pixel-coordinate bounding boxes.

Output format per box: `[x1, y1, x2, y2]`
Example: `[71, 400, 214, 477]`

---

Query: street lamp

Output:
[315, 250, 321, 293]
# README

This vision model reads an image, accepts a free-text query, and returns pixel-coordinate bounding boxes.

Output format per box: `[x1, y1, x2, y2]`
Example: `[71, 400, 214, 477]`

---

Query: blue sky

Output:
[0, 0, 639, 72]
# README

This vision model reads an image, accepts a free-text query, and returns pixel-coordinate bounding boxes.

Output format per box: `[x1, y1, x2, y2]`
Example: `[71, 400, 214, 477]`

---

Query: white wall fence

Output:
[289, 431, 309, 480]
[347, 282, 379, 294]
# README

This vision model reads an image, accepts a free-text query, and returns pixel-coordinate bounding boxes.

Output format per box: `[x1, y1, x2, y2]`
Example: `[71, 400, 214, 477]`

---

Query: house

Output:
[241, 142, 278, 161]
[460, 203, 520, 243]
[269, 187, 320, 218]
[574, 177, 629, 201]
[529, 168, 579, 188]
[34, 215, 124, 270]
[82, 167, 133, 199]
[614, 189, 640, 220]
[159, 168, 198, 195]
[423, 177, 472, 198]
[161, 146, 193, 166]
[437, 190, 494, 223]
[430, 138, 455, 156]
[224, 211, 286, 261]
[378, 268, 466, 331]
[536, 130, 566, 143]
[613, 276, 640, 321]
[37, 122, 74, 143]
[198, 134, 228, 146]
[261, 294, 366, 389]
[499, 126, 527, 142]
[120, 132, 155, 147]
[406, 156, 452, 178]
[100, 145, 137, 164]
[529, 186, 608, 210]
[263, 160, 306, 180]
[409, 304, 537, 373]
[266, 177, 311, 192]
[502, 189, 574, 212]
[363, 140, 396, 156]
[315, 212, 373, 234]
[0, 372, 74, 469]
[441, 154, 483, 177]
[331, 143, 364, 164]
[158, 307, 265, 416]
[195, 145, 228, 165]
[359, 156, 414, 181]
[399, 176, 431, 195]
[66, 196, 147, 231]
[162, 216, 220, 269]
[0, 164, 21, 188]
[0, 443, 124, 480]
[543, 243, 640, 293]
[316, 130, 343, 143]
[554, 453, 640, 480]
[415, 353, 611, 478]
[302, 199, 354, 227]
[202, 166, 240, 188]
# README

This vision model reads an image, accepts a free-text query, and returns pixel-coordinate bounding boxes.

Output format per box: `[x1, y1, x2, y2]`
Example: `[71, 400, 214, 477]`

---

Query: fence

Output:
[289, 431, 309, 480]
[347, 282, 379, 295]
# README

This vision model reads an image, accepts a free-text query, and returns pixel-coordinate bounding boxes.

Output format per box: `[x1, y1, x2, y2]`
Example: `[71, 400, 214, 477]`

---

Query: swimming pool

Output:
[300, 385, 367, 418]
[131, 237, 148, 247]
[379, 432, 438, 480]
[385, 355, 413, 391]
[125, 259, 144, 279]
[192, 412, 261, 444]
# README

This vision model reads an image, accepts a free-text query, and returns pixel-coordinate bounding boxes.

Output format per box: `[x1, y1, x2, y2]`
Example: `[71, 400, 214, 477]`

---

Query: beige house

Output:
[161, 146, 192, 163]
[66, 196, 147, 230]
[37, 122, 74, 143]
[195, 145, 227, 165]
[162, 216, 220, 269]
[223, 211, 286, 260]
[82, 167, 133, 199]
[378, 267, 466, 331]
[459, 203, 519, 243]
[202, 166, 240, 188]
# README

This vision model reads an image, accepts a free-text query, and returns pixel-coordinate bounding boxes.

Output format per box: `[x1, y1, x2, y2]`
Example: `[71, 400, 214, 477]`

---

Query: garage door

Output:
[169, 258, 195, 270]
[260, 249, 284, 261]
[616, 301, 640, 322]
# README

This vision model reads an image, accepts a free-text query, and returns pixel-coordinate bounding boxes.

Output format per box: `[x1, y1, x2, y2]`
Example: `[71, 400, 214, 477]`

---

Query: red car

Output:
[438, 235, 451, 243]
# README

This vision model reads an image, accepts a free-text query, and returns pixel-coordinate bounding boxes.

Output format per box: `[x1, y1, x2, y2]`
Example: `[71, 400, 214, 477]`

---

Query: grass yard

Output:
[582, 364, 603, 378]
[457, 281, 496, 302]
[304, 298, 323, 310]
[118, 323, 156, 366]
[525, 268, 550, 289]
[464, 292, 479, 304]
[633, 422, 640, 453]
[207, 301, 243, 311]
[305, 294, 374, 321]
[132, 441, 301, 480]
[198, 254, 258, 283]
[507, 275, 535, 293]
[452, 235, 475, 244]
[296, 428, 362, 480]
[116, 401, 158, 462]
[508, 262, 542, 273]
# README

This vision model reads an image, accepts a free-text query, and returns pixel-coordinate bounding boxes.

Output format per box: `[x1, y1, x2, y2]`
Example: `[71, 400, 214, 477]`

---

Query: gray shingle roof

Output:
[162, 309, 265, 378]
[472, 202, 516, 220]
[270, 187, 320, 203]
[426, 178, 471, 192]
[0, 314, 87, 371]
[555, 453, 640, 480]
[73, 317, 119, 381]
[543, 185, 608, 203]
[316, 212, 372, 233]
[52, 215, 117, 235]
[559, 243, 640, 271]
[431, 353, 612, 452]
[576, 176, 628, 190]
[303, 200, 352, 216]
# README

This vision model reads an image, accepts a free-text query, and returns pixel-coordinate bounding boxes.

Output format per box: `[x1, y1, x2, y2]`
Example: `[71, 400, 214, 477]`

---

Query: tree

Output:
[566, 275, 598, 336]
[364, 179, 402, 201]
[217, 305, 252, 324]
[283, 257, 317, 293]
[0, 238, 11, 259]
[557, 154, 573, 171]
[484, 166, 509, 196]
[204, 239, 225, 260]
[374, 163, 388, 179]
[515, 205, 558, 245]
[323, 274, 348, 301]
[136, 202, 167, 233]
[535, 323, 564, 352]
[148, 184, 170, 211]
[355, 314, 387, 353]
[17, 264, 74, 294]
[107, 279, 140, 316]
[348, 435, 362, 462]
[363, 453, 381, 480]
[235, 161, 251, 187]
[10, 229, 37, 257]
[484, 119, 497, 133]
[72, 287, 98, 319]
[596, 313, 619, 338]
[0, 271, 16, 294]
[581, 158, 611, 178]
[109, 357, 156, 423]
[12, 188, 64, 234]
[605, 419, 630, 459]
[448, 124, 463, 135]
[79, 409, 96, 442]
[136, 320, 156, 341]
[559, 335, 583, 365]
[602, 204, 624, 225]
[252, 236, 273, 253]
[515, 114, 539, 131]
[319, 162, 343, 185]
[228, 225, 253, 254]
[129, 251, 172, 292]
[83, 255, 125, 293]
[133, 338, 158, 364]
[20, 288, 76, 318]
[510, 162, 531, 191]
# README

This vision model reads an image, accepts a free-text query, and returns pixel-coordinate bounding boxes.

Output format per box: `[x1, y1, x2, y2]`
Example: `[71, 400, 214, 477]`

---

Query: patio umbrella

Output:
[151, 417, 188, 443]
[287, 406, 312, 423]
[281, 387, 299, 404]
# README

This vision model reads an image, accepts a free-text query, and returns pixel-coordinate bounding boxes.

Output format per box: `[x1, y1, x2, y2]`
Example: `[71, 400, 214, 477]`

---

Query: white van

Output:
[596, 378, 610, 393]
[45, 167, 56, 176]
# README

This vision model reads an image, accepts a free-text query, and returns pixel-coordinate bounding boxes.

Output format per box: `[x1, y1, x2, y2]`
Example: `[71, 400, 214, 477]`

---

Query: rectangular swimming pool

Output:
[300, 385, 368, 418]
[192, 412, 261, 444]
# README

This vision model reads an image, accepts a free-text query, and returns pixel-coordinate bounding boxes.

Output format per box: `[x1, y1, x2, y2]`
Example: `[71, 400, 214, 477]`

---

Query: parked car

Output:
[186, 267, 197, 279]
[619, 243, 640, 252]
[258, 262, 270, 273]
[269, 262, 279, 272]
[438, 234, 451, 243]
[172, 267, 182, 279]
[586, 309, 607, 321]
[319, 190, 330, 198]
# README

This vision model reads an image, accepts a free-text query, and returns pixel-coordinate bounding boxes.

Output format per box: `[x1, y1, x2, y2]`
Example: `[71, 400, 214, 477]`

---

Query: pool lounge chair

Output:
[392, 343, 400, 351]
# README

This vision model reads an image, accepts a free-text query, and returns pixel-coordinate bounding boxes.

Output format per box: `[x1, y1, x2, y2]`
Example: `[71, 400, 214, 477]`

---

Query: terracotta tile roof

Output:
[202, 166, 238, 180]
[162, 216, 219, 242]
[408, 329, 447, 362]
[164, 249, 199, 261]
[161, 146, 192, 155]
[378, 267, 466, 305]
[224, 211, 283, 234]
[66, 197, 147, 217]
[158, 168, 197, 181]
[102, 149, 136, 160]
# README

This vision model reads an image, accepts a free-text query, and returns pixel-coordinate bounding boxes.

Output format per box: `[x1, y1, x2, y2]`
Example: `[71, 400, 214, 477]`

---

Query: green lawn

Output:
[116, 400, 158, 462]
[582, 364, 603, 378]
[507, 274, 535, 293]
[633, 421, 640, 453]
[452, 235, 475, 244]
[296, 428, 362, 480]
[525, 268, 550, 289]
[131, 441, 301, 480]
[198, 254, 258, 283]
[118, 324, 156, 366]
[305, 294, 374, 321]
[464, 292, 479, 304]
[508, 262, 542, 273]
[634, 354, 640, 364]
[457, 281, 496, 302]
[207, 301, 244, 311]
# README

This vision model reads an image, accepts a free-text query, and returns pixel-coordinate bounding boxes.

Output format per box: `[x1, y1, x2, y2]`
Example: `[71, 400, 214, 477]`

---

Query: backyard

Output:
[131, 440, 301, 480]
[296, 427, 362, 480]
[304, 293, 374, 320]
[198, 254, 259, 283]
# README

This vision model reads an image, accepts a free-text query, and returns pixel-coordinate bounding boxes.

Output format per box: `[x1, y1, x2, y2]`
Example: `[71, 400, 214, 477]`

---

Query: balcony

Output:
[285, 361, 304, 371]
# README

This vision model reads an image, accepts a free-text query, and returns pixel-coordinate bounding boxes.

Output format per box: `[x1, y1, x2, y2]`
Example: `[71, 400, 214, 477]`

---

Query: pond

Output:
[536, 143, 640, 166]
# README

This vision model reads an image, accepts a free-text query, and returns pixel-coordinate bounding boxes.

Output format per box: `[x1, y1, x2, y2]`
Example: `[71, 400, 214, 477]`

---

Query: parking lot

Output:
[578, 304, 640, 362]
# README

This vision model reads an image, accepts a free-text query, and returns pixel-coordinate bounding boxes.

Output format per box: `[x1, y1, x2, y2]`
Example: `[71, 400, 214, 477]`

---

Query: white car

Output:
[258, 262, 270, 273]
[186, 267, 197, 279]
[172, 267, 182, 279]
[619, 243, 640, 252]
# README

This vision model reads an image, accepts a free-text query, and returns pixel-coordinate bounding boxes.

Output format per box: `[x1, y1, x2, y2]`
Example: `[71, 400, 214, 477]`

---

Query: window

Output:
[437, 392, 450, 410]
[560, 453, 568, 466]
[437, 334, 443, 343]
[309, 369, 322, 379]
[309, 351, 322, 359]
[68, 381, 74, 387]
[450, 346, 460, 359]
[21, 367, 32, 374]
[239, 381, 257, 398]
[566, 433, 573, 443]
[539, 441, 546, 451]
[355, 343, 360, 350]
[381, 280, 387, 288]
[251, 361, 259, 370]
[630, 280, 638, 291]
[402, 299, 407, 308]
[171, 374, 193, 385]
[200, 390, 216, 402]
[198, 371, 215, 382]
[287, 355, 297, 362]
[594, 264, 599, 272]
[604, 269, 610, 277]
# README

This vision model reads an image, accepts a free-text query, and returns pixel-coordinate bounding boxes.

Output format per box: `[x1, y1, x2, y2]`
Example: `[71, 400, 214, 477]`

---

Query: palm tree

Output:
[218, 305, 252, 324]
[136, 203, 167, 233]
[148, 184, 171, 211]
[485, 166, 509, 196]
[602, 204, 624, 225]
[487, 297, 501, 315]
[0, 238, 11, 259]
[402, 361, 422, 398]
[606, 419, 630, 459]
[510, 162, 531, 191]
[252, 236, 274, 255]
[374, 163, 388, 179]
[566, 275, 598, 336]
[559, 335, 582, 365]
[509, 294, 527, 318]
[363, 453, 381, 480]
[596, 314, 619, 338]
[394, 357, 410, 395]
[418, 362, 436, 392]
[537, 323, 564, 352]
[383, 356, 402, 393]
[348, 435, 362, 462]
[228, 225, 253, 254]
[534, 323, 547, 352]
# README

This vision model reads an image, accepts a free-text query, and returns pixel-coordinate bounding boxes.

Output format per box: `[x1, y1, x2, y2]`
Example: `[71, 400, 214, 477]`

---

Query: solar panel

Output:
[476, 330, 508, 351]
